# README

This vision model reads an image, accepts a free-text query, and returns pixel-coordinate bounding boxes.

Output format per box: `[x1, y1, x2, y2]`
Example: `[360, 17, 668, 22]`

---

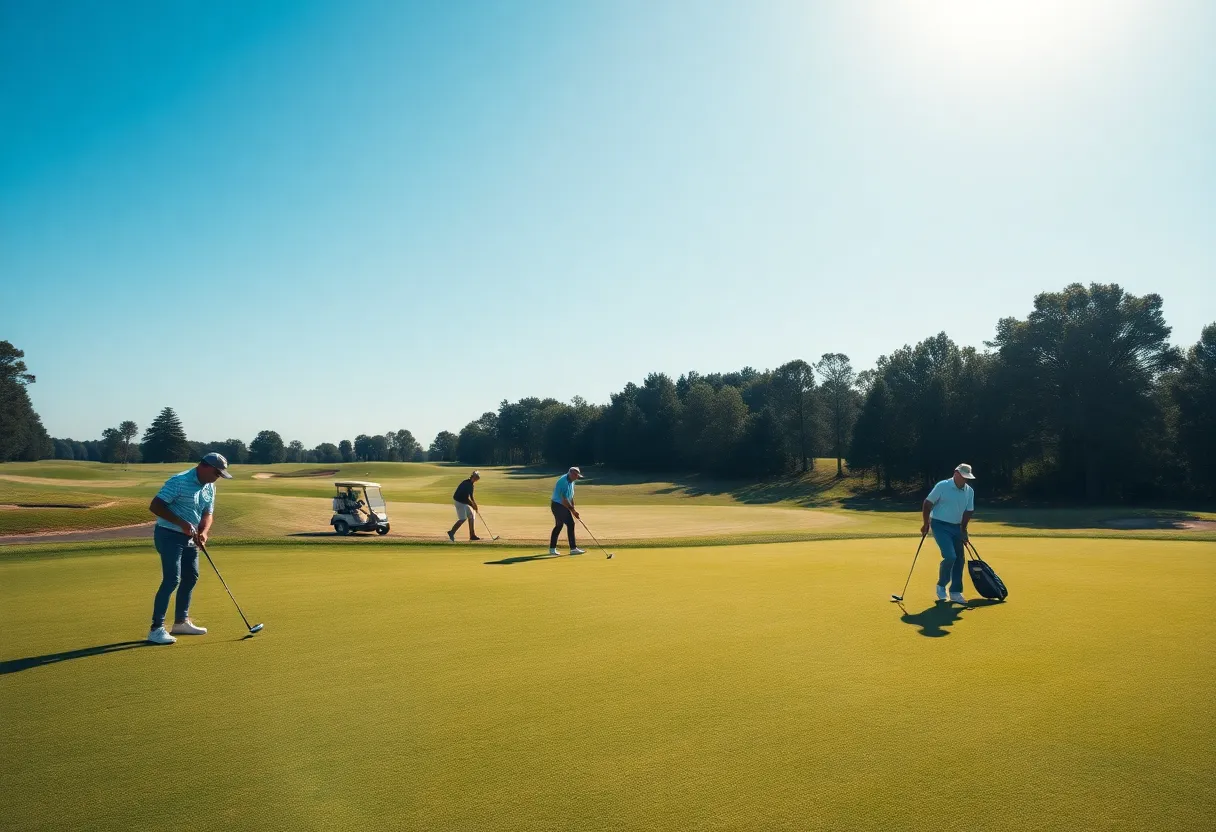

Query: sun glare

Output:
[865, 0, 1148, 85]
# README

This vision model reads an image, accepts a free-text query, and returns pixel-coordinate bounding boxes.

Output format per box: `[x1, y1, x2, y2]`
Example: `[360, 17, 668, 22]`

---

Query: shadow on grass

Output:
[1, 641, 152, 674]
[485, 553, 561, 565]
[899, 599, 1004, 638]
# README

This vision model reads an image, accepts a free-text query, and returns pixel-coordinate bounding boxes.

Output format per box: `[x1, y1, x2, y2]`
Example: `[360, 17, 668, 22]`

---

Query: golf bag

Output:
[964, 541, 1008, 601]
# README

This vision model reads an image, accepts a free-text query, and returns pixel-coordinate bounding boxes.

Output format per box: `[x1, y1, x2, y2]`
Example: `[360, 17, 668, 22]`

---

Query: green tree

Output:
[815, 353, 858, 477]
[0, 340, 52, 461]
[338, 439, 354, 462]
[118, 420, 139, 467]
[991, 283, 1179, 500]
[286, 440, 305, 463]
[314, 442, 341, 464]
[428, 431, 458, 462]
[1171, 323, 1216, 493]
[849, 376, 896, 490]
[773, 360, 816, 473]
[140, 408, 191, 463]
[249, 430, 286, 465]
[393, 429, 421, 462]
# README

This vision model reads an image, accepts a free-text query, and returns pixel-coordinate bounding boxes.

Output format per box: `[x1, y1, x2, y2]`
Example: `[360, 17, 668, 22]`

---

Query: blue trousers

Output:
[931, 519, 965, 593]
[151, 526, 199, 629]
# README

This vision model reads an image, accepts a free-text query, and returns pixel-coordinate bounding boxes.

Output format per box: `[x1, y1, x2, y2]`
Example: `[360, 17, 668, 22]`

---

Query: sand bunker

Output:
[1103, 518, 1216, 531]
[253, 469, 340, 480]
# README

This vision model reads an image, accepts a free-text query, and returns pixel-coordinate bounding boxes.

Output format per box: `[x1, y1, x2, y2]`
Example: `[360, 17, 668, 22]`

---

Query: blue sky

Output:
[2, 0, 1213, 448]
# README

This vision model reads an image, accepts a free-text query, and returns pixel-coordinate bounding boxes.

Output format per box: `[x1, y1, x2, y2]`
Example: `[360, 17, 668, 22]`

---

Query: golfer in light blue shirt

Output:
[920, 463, 976, 604]
[549, 467, 585, 556]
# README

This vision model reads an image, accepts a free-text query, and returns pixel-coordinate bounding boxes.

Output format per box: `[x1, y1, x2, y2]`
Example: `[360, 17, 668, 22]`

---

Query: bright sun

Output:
[864, 0, 1149, 84]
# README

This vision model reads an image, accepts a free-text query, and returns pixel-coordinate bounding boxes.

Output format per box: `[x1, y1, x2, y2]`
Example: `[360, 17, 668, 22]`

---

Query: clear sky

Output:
[2, 0, 1213, 448]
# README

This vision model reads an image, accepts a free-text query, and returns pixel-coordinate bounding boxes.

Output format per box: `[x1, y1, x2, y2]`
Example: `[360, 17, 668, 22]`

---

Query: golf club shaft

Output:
[198, 541, 255, 631]
[896, 530, 928, 599]
[475, 510, 499, 540]
[575, 516, 610, 556]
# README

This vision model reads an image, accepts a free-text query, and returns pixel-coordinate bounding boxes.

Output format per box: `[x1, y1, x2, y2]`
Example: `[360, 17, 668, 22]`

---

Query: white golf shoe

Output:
[147, 627, 177, 645]
[170, 619, 207, 635]
[949, 592, 968, 604]
[569, 548, 586, 556]
[549, 547, 560, 556]
[935, 585, 948, 602]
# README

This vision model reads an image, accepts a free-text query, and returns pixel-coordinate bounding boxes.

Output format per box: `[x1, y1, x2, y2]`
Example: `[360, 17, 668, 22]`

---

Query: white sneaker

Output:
[935, 585, 948, 602]
[171, 619, 207, 635]
[569, 548, 586, 555]
[147, 627, 177, 645]
[949, 592, 968, 604]
[549, 547, 560, 556]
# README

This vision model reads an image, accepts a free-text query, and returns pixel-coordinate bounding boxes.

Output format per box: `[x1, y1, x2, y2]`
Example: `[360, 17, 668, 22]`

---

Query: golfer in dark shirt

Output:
[447, 471, 481, 542]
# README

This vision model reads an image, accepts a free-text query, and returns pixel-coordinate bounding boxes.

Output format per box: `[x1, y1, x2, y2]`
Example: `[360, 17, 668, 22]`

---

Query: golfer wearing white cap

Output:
[145, 452, 232, 644]
[920, 463, 976, 604]
[549, 467, 585, 556]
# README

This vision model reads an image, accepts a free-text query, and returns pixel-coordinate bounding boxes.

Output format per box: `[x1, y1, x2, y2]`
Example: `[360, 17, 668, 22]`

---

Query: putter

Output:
[198, 540, 264, 634]
[576, 516, 615, 559]
[890, 530, 928, 602]
[475, 510, 500, 541]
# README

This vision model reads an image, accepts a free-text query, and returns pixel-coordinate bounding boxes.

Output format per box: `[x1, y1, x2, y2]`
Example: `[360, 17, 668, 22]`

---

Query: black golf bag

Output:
[964, 541, 1008, 601]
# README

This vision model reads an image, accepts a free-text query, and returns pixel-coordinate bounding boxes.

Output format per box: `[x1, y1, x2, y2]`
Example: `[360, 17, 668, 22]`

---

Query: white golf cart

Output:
[331, 481, 390, 536]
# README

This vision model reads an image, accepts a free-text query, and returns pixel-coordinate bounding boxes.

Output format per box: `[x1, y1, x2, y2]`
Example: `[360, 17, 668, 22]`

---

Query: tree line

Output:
[44, 407, 427, 467]
[439, 284, 1214, 501]
[5, 283, 1214, 502]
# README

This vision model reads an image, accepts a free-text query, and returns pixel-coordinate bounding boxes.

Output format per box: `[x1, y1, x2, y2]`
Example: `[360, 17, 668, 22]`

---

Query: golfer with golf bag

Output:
[145, 452, 232, 644]
[921, 463, 976, 604]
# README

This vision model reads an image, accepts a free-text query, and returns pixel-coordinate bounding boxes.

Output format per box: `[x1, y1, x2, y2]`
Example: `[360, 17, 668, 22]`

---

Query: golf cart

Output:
[331, 481, 390, 536]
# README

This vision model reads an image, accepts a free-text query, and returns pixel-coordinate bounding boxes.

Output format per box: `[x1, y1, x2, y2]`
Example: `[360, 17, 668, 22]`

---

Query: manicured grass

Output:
[2, 538, 1213, 831]
[4, 461, 1215, 544]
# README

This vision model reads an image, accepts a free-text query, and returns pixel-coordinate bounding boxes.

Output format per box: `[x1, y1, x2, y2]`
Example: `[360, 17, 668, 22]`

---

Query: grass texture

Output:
[2, 537, 1213, 831]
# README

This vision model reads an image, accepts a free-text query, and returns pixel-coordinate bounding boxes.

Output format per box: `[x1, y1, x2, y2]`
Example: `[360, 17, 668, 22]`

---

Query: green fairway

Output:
[4, 460, 1215, 546]
[2, 538, 1213, 831]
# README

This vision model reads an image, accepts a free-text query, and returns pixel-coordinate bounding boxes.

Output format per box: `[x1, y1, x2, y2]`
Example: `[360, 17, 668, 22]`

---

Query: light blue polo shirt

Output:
[154, 468, 216, 531]
[926, 478, 974, 524]
[551, 474, 575, 505]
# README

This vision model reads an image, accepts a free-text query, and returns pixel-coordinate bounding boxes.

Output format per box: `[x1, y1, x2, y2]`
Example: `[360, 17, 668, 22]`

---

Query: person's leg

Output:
[450, 502, 468, 535]
[550, 503, 563, 550]
[931, 520, 960, 589]
[950, 536, 966, 593]
[173, 543, 200, 624]
[151, 527, 183, 630]
[565, 512, 577, 549]
[467, 511, 479, 540]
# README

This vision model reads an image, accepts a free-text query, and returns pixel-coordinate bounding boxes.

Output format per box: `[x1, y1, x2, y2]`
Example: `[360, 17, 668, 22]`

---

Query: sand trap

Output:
[252, 473, 275, 479]
[252, 469, 340, 480]
[1103, 518, 1216, 531]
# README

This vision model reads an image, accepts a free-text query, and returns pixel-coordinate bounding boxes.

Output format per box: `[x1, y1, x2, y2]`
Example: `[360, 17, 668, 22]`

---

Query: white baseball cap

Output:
[569, 466, 582, 476]
[955, 463, 976, 480]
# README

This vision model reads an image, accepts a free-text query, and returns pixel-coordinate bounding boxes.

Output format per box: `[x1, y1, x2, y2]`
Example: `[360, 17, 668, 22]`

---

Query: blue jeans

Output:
[151, 526, 199, 629]
[931, 519, 965, 593]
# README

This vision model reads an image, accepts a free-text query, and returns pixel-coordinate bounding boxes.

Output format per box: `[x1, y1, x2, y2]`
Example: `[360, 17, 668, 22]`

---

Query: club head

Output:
[890, 594, 903, 602]
[606, 553, 614, 559]
[249, 623, 264, 634]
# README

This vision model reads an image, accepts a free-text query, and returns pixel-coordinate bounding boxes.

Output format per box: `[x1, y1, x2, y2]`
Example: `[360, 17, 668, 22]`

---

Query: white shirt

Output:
[926, 478, 974, 524]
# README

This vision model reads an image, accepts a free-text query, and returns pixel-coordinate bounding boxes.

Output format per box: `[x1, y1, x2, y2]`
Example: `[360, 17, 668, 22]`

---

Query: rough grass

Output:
[1, 538, 1213, 831]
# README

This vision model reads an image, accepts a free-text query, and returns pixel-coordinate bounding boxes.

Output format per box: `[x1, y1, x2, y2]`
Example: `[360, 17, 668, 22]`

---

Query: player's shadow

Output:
[0, 641, 151, 675]
[899, 599, 1003, 637]
[484, 553, 561, 566]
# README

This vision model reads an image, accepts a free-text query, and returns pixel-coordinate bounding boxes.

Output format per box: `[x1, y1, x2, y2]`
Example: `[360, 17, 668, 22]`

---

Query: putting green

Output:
[2, 538, 1212, 830]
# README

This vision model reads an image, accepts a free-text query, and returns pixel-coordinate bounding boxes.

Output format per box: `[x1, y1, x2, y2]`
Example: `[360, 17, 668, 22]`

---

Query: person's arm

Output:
[562, 495, 578, 518]
[149, 497, 196, 537]
[197, 511, 214, 545]
[960, 510, 973, 541]
[920, 500, 933, 536]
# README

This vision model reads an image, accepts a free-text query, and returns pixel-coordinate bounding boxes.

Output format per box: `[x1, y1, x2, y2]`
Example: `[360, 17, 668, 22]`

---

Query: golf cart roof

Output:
[335, 480, 381, 488]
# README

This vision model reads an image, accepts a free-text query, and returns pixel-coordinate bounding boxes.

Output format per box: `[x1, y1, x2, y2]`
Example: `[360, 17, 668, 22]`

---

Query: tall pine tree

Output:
[141, 407, 190, 463]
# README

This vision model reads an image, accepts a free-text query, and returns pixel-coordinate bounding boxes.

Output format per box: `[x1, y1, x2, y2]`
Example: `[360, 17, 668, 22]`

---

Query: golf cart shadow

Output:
[900, 599, 1002, 638]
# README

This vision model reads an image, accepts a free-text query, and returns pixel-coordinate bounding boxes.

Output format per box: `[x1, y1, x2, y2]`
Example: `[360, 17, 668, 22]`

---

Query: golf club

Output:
[890, 530, 928, 602]
[475, 510, 500, 541]
[198, 540, 264, 634]
[575, 515, 615, 559]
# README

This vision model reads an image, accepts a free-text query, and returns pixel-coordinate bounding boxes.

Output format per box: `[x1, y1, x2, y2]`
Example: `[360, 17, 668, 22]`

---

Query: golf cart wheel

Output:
[376, 526, 389, 535]
[334, 520, 350, 536]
